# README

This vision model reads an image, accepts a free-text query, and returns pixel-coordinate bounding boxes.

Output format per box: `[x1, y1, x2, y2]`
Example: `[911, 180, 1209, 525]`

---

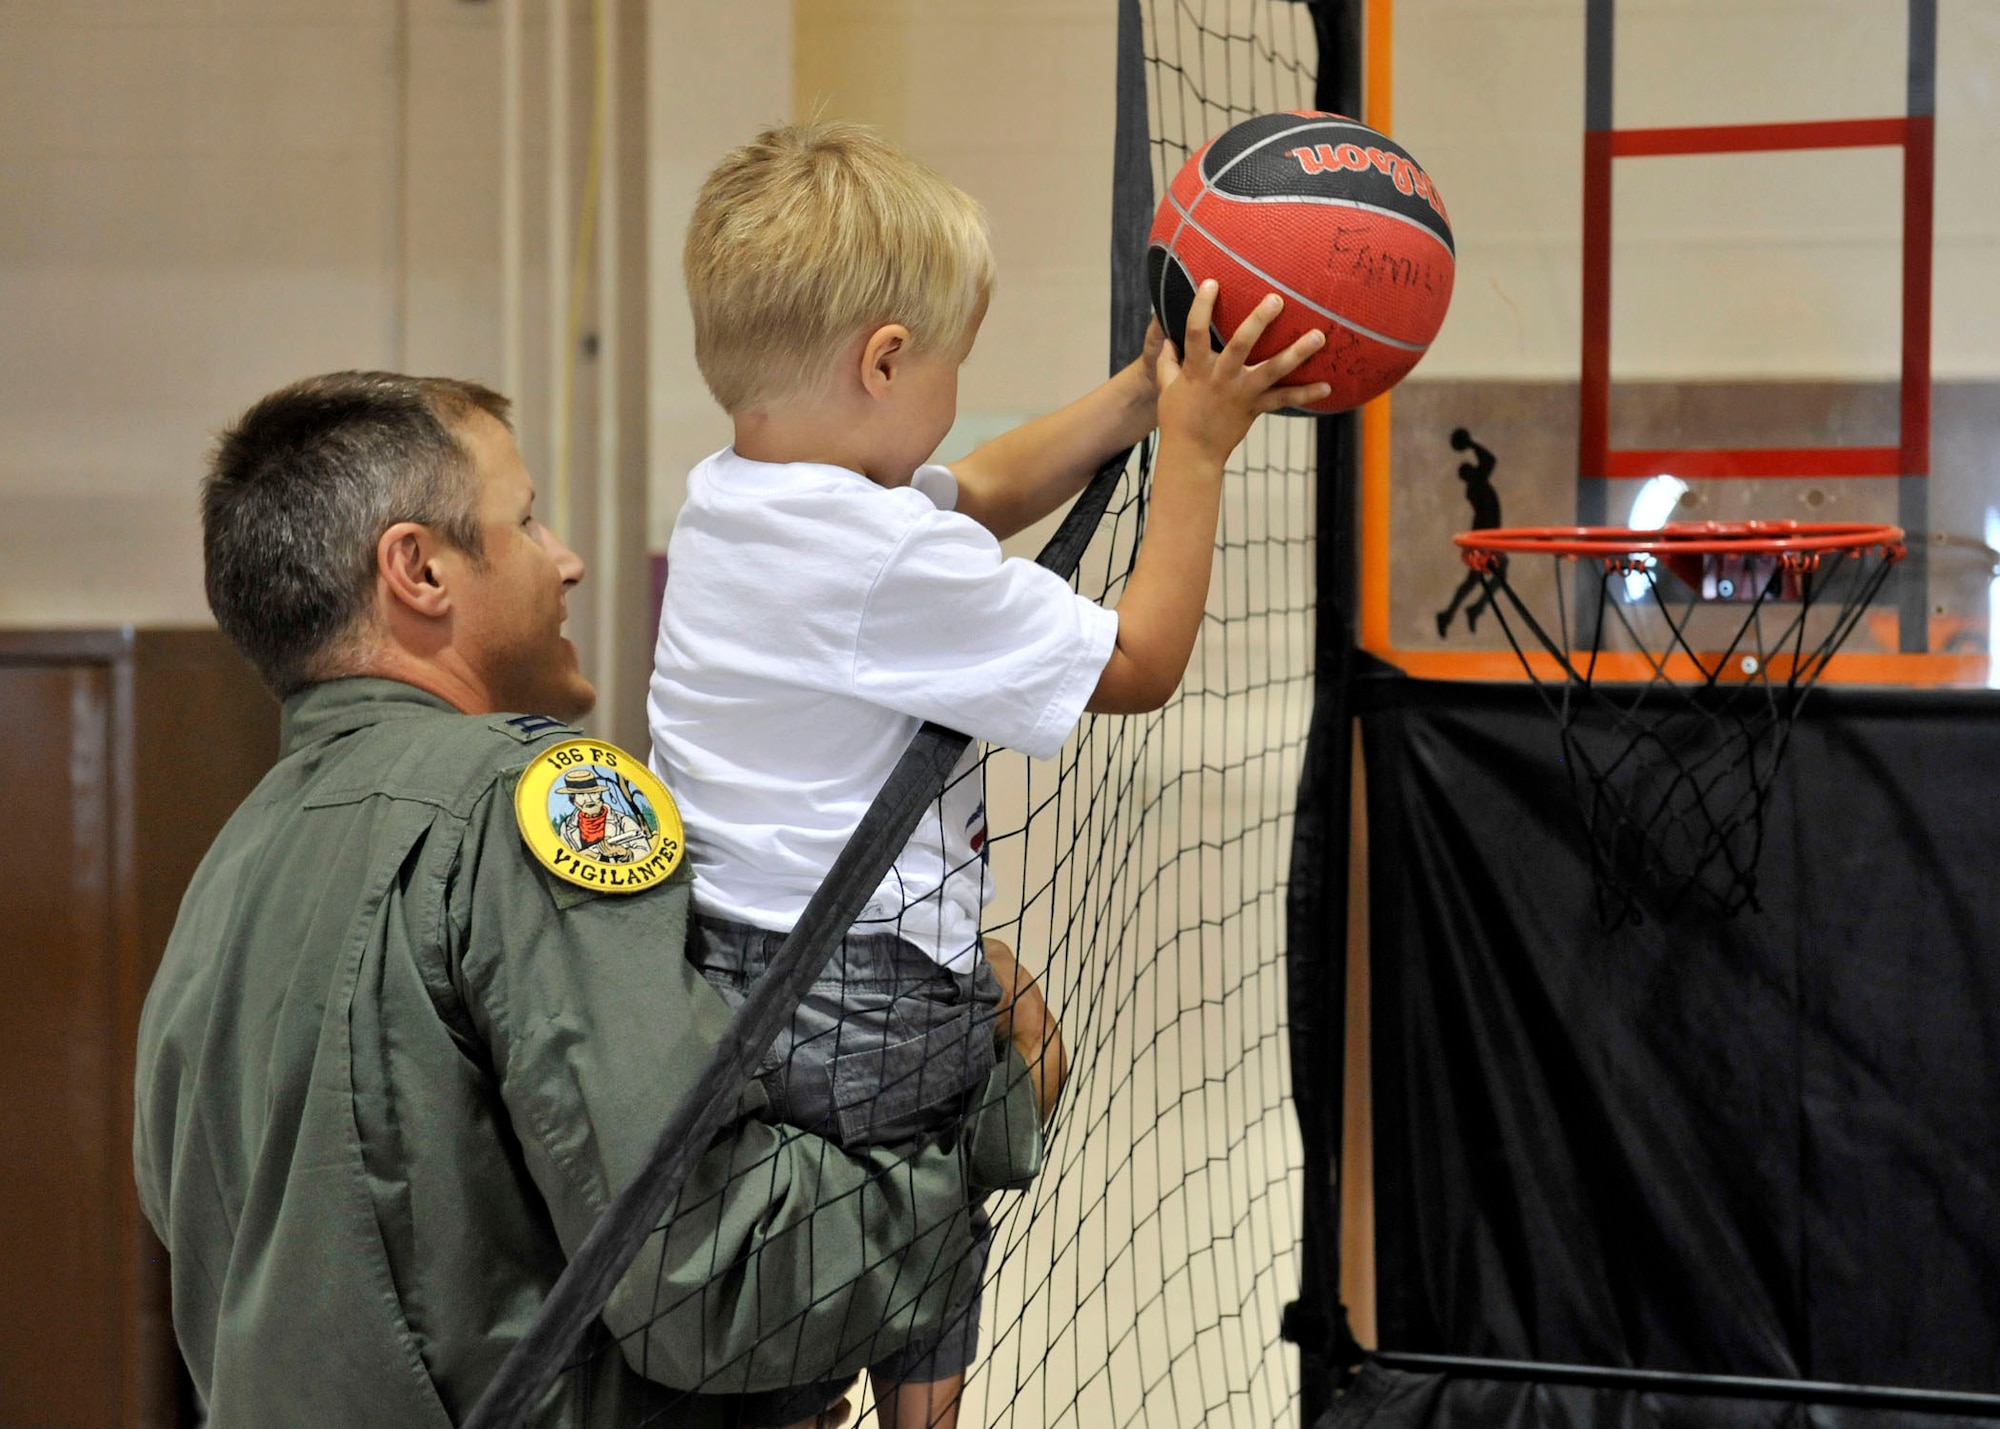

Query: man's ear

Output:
[858, 323, 911, 400]
[377, 520, 453, 619]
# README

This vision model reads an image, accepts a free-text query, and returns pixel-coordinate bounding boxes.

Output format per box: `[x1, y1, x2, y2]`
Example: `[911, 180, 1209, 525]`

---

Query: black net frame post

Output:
[1282, 1, 1367, 1422]
[1109, 0, 1154, 375]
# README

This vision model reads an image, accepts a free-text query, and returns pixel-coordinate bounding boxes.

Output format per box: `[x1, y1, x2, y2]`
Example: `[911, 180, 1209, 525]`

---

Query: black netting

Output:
[471, 6, 1324, 1427]
[1469, 535, 1903, 926]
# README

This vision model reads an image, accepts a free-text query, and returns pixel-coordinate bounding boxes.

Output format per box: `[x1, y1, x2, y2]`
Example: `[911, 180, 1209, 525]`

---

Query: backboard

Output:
[1362, 0, 2000, 688]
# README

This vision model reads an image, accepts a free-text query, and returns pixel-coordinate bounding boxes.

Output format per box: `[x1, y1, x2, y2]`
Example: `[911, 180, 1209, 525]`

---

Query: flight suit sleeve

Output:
[447, 777, 1044, 1392]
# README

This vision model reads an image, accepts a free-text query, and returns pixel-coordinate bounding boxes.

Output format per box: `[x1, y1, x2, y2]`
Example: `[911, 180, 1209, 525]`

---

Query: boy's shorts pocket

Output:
[829, 1011, 998, 1146]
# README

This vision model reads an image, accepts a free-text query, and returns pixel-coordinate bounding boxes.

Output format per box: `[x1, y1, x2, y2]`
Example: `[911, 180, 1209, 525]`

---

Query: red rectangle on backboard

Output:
[1604, 447, 1903, 479]
[1610, 118, 1907, 157]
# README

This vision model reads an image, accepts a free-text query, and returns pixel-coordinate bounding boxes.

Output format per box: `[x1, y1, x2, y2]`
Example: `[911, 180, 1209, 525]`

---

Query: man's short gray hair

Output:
[202, 371, 511, 697]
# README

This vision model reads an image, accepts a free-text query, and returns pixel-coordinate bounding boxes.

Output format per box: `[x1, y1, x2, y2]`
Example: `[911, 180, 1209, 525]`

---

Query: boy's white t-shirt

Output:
[647, 448, 1119, 972]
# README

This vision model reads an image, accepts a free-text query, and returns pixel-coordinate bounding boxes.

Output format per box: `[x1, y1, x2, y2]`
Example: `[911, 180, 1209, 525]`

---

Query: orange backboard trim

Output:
[1381, 649, 1986, 689]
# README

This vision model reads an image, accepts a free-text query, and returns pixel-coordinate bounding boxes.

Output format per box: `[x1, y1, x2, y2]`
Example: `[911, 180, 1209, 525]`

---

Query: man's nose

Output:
[543, 526, 587, 587]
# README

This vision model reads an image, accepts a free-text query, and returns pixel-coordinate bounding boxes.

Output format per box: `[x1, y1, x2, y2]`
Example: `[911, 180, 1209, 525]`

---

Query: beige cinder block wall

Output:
[645, 0, 791, 542]
[793, 0, 1118, 488]
[1, 0, 655, 750]
[646, 0, 1117, 539]
[1404, 0, 2000, 384]
[0, 1, 503, 628]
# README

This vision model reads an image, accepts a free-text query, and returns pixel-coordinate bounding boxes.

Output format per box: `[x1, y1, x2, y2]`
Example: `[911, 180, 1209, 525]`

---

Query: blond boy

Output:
[648, 122, 1327, 1429]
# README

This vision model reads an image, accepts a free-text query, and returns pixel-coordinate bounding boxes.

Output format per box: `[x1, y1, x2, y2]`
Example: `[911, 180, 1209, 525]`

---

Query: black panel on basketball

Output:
[1146, 244, 1223, 357]
[1197, 113, 1453, 252]
[1199, 111, 1377, 184]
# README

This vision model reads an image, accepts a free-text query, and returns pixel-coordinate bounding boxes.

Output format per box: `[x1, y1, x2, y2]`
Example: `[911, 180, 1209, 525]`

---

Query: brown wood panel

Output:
[0, 659, 121, 1428]
[127, 632, 277, 1429]
[0, 630, 277, 1429]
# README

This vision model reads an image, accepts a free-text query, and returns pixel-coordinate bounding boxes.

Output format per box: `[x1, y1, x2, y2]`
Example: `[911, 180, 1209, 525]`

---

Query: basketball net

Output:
[1454, 521, 1903, 926]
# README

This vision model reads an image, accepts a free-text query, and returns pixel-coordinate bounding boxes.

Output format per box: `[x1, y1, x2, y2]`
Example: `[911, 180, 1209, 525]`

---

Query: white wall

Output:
[643, 0, 1120, 550]
[10, 3, 1998, 610]
[1398, 0, 2000, 381]
[0, 0, 660, 750]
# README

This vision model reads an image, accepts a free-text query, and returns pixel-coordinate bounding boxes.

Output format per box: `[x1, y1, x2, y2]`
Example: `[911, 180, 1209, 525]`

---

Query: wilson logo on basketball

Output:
[1286, 144, 1449, 224]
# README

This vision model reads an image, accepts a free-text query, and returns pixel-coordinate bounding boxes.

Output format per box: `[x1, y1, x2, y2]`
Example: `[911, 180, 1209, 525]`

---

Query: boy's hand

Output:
[1156, 281, 1329, 466]
[984, 938, 1068, 1126]
[1097, 316, 1169, 446]
[948, 318, 1165, 539]
[1120, 317, 1169, 411]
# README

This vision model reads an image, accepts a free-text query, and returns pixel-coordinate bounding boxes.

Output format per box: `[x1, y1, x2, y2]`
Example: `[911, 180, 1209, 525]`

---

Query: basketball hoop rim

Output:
[1455, 520, 1905, 566]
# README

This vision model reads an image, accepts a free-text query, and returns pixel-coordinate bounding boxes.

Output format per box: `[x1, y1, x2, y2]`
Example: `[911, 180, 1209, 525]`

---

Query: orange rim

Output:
[1455, 520, 1905, 566]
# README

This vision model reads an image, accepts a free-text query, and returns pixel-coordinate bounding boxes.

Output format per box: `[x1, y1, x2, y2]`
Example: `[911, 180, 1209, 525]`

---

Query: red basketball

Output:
[1148, 111, 1455, 414]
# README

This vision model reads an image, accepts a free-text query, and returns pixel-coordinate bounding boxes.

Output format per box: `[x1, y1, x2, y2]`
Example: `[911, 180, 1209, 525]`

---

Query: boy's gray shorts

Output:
[689, 913, 1002, 1419]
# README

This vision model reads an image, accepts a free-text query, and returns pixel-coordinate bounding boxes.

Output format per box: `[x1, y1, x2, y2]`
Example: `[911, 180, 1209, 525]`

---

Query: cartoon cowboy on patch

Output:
[553, 765, 653, 864]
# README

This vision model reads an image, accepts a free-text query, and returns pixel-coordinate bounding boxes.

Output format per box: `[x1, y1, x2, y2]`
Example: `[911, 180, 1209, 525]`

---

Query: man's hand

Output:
[1156, 280, 1328, 467]
[984, 938, 1068, 1126]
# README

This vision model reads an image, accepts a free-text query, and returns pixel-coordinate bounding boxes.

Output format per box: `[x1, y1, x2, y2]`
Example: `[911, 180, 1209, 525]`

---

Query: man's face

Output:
[573, 790, 604, 817]
[450, 411, 594, 721]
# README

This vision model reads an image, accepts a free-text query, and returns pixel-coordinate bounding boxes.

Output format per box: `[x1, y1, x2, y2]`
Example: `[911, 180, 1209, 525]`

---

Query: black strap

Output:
[1108, 0, 1154, 375]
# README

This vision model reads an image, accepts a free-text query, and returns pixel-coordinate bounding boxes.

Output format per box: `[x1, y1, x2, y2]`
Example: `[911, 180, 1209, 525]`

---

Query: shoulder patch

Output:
[513, 738, 685, 894]
[491, 713, 582, 744]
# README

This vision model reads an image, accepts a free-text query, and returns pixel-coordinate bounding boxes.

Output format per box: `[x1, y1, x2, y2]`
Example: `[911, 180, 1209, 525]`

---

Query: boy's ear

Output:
[377, 520, 454, 619]
[858, 323, 912, 399]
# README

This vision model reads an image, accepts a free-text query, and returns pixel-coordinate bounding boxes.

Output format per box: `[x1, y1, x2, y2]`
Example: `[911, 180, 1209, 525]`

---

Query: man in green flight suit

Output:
[133, 372, 1059, 1427]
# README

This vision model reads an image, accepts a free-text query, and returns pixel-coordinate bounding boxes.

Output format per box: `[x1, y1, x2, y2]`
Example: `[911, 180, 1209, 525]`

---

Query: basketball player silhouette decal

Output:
[1436, 427, 1502, 638]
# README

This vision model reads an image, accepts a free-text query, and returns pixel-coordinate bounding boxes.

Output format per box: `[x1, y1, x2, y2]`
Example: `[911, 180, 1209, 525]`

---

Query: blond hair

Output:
[685, 122, 995, 413]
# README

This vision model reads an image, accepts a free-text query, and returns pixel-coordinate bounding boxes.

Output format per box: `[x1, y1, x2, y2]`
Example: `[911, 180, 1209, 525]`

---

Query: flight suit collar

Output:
[281, 677, 461, 756]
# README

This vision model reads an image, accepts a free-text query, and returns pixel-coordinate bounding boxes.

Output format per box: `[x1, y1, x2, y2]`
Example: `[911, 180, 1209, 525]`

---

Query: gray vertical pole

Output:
[1898, 0, 1936, 652]
[1576, 0, 1616, 646]
[1579, 0, 1614, 542]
